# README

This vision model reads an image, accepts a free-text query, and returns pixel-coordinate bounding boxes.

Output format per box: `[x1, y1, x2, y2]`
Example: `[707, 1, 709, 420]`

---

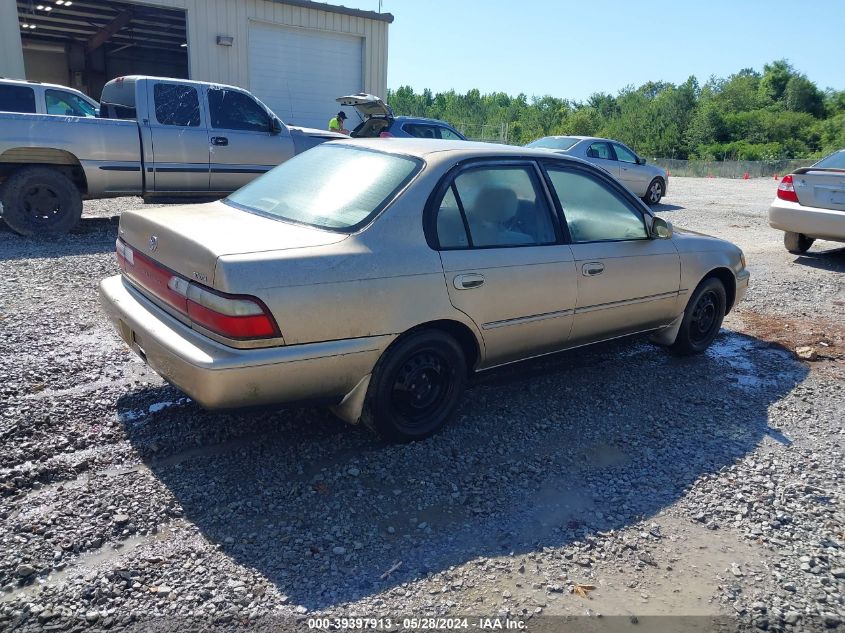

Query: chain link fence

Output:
[649, 158, 813, 178]
[454, 122, 510, 143]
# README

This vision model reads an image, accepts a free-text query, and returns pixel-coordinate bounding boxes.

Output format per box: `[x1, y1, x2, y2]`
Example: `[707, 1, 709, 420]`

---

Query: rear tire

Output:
[361, 330, 467, 443]
[0, 167, 83, 237]
[642, 177, 665, 205]
[669, 277, 727, 356]
[783, 231, 814, 254]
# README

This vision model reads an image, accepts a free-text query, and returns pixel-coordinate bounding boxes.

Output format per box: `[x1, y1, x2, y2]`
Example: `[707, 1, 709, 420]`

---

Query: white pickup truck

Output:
[0, 75, 344, 236]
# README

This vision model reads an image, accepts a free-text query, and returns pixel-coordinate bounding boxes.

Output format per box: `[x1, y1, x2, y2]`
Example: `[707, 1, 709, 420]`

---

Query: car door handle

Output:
[582, 262, 605, 276]
[211, 136, 229, 146]
[453, 273, 485, 290]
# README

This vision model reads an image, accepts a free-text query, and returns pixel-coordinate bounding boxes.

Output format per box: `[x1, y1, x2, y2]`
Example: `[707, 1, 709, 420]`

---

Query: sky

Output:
[340, 0, 845, 101]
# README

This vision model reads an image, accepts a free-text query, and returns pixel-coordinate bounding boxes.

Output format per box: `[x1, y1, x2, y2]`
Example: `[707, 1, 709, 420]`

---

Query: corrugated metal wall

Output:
[0, 0, 26, 79]
[143, 0, 388, 98]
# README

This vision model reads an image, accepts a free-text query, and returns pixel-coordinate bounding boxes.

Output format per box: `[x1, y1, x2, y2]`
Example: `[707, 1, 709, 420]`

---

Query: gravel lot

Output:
[0, 177, 843, 632]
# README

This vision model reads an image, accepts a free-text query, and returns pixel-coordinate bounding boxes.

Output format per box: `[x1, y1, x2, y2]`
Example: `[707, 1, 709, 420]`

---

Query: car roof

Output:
[330, 137, 597, 165]
[393, 115, 458, 126]
[0, 77, 84, 92]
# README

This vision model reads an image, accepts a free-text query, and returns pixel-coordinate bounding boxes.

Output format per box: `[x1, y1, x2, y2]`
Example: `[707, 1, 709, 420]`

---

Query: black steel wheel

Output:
[0, 167, 83, 236]
[363, 330, 467, 442]
[669, 277, 727, 355]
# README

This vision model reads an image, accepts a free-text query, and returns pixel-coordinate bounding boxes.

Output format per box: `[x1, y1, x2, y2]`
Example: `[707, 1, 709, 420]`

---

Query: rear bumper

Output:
[99, 275, 390, 409]
[768, 199, 845, 243]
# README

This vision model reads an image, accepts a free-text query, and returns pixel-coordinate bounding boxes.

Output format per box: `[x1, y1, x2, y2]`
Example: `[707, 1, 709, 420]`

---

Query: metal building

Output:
[1, 0, 392, 129]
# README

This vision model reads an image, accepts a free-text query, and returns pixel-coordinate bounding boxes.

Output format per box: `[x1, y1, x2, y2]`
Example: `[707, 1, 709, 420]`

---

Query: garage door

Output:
[249, 22, 363, 130]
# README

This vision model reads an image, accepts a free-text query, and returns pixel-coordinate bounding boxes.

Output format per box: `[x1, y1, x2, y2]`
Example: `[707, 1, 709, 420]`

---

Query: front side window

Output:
[546, 168, 647, 243]
[586, 142, 613, 160]
[612, 143, 638, 164]
[0, 85, 36, 113]
[45, 90, 97, 117]
[435, 165, 556, 248]
[154, 83, 200, 127]
[225, 144, 421, 231]
[438, 126, 464, 140]
[208, 89, 270, 132]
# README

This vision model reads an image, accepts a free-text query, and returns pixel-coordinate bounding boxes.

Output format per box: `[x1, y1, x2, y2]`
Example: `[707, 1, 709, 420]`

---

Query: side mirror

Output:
[270, 117, 283, 135]
[650, 216, 672, 239]
[637, 156, 646, 165]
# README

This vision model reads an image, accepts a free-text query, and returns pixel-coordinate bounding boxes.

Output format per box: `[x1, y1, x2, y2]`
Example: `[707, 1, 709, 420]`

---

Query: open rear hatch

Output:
[792, 167, 845, 212]
[336, 93, 394, 119]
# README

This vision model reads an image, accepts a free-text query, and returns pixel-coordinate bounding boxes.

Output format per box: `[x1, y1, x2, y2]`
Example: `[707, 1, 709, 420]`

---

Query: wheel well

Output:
[0, 149, 88, 194]
[403, 319, 481, 373]
[703, 267, 736, 313]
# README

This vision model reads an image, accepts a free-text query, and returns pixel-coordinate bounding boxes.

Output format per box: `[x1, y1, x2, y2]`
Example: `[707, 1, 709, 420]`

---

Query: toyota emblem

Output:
[148, 235, 158, 252]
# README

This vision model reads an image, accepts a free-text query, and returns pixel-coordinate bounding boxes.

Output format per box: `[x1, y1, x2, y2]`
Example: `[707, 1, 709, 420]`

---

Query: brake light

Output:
[186, 284, 278, 339]
[114, 238, 279, 340]
[777, 174, 799, 202]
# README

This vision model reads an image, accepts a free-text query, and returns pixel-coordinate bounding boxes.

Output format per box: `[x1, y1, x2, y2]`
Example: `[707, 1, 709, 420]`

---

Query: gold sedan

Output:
[100, 139, 749, 442]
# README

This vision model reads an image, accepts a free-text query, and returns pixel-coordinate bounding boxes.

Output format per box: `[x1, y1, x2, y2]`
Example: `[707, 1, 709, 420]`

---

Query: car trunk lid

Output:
[336, 93, 393, 119]
[791, 167, 845, 212]
[117, 200, 348, 288]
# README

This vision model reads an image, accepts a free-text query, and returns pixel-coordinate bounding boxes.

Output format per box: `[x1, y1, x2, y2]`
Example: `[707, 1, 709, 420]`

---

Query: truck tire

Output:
[0, 167, 83, 237]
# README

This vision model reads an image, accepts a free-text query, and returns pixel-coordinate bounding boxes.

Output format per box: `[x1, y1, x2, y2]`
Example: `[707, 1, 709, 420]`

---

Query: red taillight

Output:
[777, 174, 799, 202]
[115, 238, 279, 341]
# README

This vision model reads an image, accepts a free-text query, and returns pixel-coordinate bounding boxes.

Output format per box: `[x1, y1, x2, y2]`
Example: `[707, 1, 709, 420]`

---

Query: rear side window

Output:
[435, 165, 557, 249]
[403, 123, 438, 139]
[546, 168, 647, 242]
[154, 83, 200, 127]
[586, 142, 613, 160]
[0, 85, 36, 113]
[208, 89, 269, 132]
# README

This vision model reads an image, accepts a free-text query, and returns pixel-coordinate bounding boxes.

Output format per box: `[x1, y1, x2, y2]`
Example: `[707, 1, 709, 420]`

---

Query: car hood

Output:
[671, 227, 737, 252]
[336, 93, 394, 119]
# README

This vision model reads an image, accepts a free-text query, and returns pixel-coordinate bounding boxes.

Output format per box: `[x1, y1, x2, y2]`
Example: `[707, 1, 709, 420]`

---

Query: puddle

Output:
[0, 528, 172, 603]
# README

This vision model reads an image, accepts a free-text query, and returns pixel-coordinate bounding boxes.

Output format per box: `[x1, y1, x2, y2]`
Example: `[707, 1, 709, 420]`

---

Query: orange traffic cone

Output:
[773, 173, 778, 180]
[743, 172, 749, 180]
[667, 168, 671, 177]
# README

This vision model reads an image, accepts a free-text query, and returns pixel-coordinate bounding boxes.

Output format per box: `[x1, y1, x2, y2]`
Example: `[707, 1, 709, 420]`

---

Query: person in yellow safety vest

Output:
[328, 111, 350, 135]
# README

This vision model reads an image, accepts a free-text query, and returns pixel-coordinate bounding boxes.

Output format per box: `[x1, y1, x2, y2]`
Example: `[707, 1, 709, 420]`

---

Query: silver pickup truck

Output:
[0, 75, 344, 236]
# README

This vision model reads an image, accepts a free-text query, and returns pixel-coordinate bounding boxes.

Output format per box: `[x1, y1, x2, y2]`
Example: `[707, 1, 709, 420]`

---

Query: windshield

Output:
[224, 144, 421, 231]
[814, 151, 845, 169]
[526, 137, 580, 151]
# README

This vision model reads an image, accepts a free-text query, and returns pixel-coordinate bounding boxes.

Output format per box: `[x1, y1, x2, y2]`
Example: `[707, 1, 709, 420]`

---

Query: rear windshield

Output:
[224, 144, 422, 231]
[526, 137, 579, 151]
[814, 151, 845, 169]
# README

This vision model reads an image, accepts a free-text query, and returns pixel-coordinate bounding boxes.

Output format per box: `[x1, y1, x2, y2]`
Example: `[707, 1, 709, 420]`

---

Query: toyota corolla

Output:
[100, 139, 749, 442]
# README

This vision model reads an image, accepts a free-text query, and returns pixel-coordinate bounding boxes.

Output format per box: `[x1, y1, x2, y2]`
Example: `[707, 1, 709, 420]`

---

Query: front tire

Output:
[669, 278, 727, 355]
[362, 330, 467, 443]
[783, 231, 814, 254]
[642, 177, 665, 206]
[0, 167, 83, 237]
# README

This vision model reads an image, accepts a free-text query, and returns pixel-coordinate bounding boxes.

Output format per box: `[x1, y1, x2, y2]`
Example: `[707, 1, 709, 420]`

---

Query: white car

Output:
[0, 78, 99, 117]
[768, 150, 845, 253]
[525, 136, 668, 205]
